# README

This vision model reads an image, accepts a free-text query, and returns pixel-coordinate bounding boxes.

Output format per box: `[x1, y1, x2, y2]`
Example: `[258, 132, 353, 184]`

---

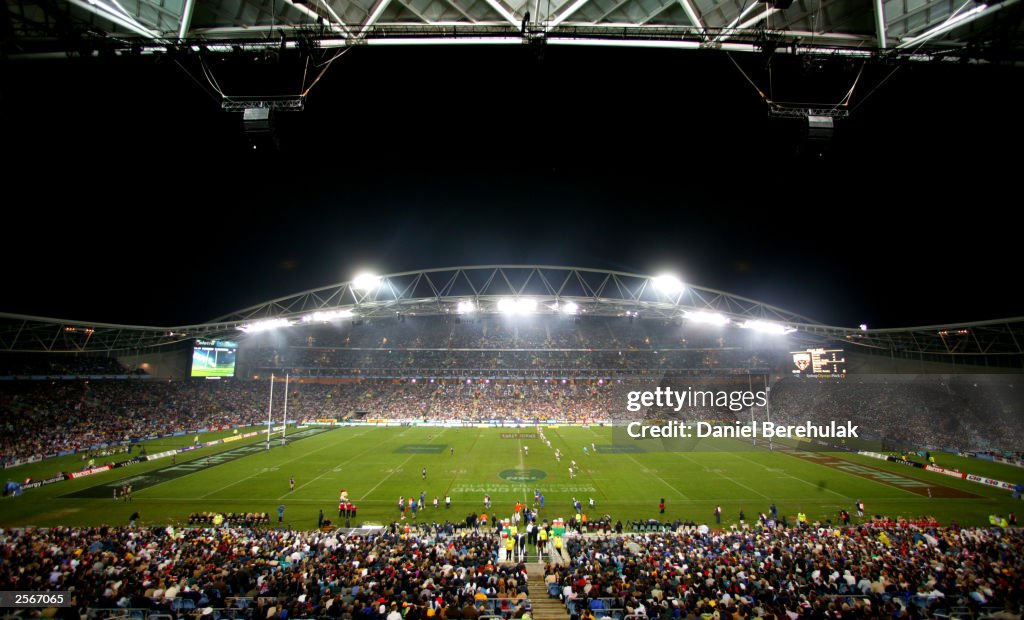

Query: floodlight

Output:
[652, 274, 684, 295]
[497, 298, 537, 314]
[457, 301, 476, 314]
[561, 301, 579, 315]
[353, 273, 381, 291]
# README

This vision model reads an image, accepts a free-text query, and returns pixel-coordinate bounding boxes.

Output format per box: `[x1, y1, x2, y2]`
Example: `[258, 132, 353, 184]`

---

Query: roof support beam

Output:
[480, 0, 521, 28]
[66, 0, 159, 37]
[393, 0, 434, 22]
[547, 0, 589, 29]
[178, 0, 195, 39]
[638, 0, 676, 24]
[677, 0, 704, 35]
[360, 0, 393, 36]
[895, 0, 1015, 48]
[713, 1, 760, 41]
[286, 0, 353, 38]
[736, 6, 776, 28]
[440, 0, 479, 22]
[594, 0, 635, 21]
[873, 0, 886, 47]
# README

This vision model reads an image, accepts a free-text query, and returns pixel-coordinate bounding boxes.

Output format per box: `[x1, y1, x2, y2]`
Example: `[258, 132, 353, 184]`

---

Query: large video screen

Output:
[191, 339, 238, 377]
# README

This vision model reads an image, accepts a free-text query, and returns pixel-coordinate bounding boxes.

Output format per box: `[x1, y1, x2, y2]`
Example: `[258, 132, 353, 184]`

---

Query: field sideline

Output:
[2, 426, 1021, 529]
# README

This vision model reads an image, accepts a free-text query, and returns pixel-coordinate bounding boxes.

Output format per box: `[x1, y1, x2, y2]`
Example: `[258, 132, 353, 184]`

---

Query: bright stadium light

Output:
[740, 319, 796, 335]
[352, 273, 381, 291]
[301, 309, 354, 323]
[238, 318, 294, 333]
[497, 298, 537, 314]
[684, 310, 729, 326]
[457, 301, 476, 314]
[859, 323, 869, 331]
[652, 274, 684, 295]
[561, 301, 579, 315]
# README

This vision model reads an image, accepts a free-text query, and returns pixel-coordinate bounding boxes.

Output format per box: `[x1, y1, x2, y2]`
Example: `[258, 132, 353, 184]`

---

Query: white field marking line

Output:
[623, 453, 691, 501]
[674, 451, 770, 501]
[277, 430, 398, 499]
[200, 430, 367, 499]
[727, 451, 852, 500]
[135, 428, 323, 496]
[359, 428, 447, 501]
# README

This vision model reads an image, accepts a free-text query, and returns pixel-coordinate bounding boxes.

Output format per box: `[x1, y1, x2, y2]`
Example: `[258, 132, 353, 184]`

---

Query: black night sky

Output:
[1, 45, 1020, 328]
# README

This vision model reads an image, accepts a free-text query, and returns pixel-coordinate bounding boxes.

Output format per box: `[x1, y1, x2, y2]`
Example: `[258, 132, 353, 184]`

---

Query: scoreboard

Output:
[790, 348, 846, 377]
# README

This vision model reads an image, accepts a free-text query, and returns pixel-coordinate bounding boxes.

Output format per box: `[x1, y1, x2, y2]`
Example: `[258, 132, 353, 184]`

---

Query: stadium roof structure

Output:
[1, 265, 1022, 357]
[5, 0, 1022, 63]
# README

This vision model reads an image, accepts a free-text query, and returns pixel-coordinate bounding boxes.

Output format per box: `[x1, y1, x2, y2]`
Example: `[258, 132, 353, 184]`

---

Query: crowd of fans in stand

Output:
[3, 371, 1020, 464]
[769, 375, 1024, 452]
[243, 349, 761, 375]
[2, 522, 1023, 620]
[548, 525, 1024, 619]
[0, 381, 361, 465]
[0, 527, 528, 620]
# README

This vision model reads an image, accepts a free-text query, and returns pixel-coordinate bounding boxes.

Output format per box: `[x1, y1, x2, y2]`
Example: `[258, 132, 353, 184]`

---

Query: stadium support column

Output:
[763, 375, 773, 451]
[267, 373, 275, 450]
[282, 374, 289, 444]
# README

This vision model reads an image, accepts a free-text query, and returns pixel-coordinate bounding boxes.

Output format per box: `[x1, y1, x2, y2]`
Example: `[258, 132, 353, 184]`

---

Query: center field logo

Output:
[498, 468, 547, 482]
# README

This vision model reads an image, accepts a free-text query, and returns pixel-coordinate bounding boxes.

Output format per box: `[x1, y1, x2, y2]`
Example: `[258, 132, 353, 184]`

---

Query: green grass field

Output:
[2, 425, 1022, 530]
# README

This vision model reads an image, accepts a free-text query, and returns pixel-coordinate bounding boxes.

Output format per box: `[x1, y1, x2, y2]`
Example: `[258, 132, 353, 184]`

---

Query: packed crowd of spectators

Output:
[3, 370, 1019, 464]
[547, 525, 1024, 619]
[2, 521, 1022, 620]
[769, 375, 1024, 452]
[242, 349, 765, 377]
[0, 381, 363, 465]
[0, 527, 529, 619]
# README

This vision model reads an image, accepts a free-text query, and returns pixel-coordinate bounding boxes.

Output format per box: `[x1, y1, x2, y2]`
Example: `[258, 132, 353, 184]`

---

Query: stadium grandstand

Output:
[2, 266, 1023, 620]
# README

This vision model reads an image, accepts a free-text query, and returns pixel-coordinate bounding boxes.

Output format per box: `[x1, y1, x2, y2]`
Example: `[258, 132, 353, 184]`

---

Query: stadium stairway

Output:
[526, 564, 570, 620]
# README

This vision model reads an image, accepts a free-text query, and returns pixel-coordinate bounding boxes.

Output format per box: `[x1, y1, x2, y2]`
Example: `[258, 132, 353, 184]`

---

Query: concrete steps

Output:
[526, 564, 569, 620]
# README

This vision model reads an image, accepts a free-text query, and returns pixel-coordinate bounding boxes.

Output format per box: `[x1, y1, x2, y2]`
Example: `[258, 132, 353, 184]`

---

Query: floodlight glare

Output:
[457, 301, 476, 314]
[302, 309, 354, 323]
[684, 310, 729, 326]
[652, 274, 684, 295]
[238, 318, 294, 333]
[561, 301, 579, 315]
[497, 298, 537, 314]
[352, 273, 381, 291]
[859, 324, 868, 331]
[740, 319, 795, 335]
